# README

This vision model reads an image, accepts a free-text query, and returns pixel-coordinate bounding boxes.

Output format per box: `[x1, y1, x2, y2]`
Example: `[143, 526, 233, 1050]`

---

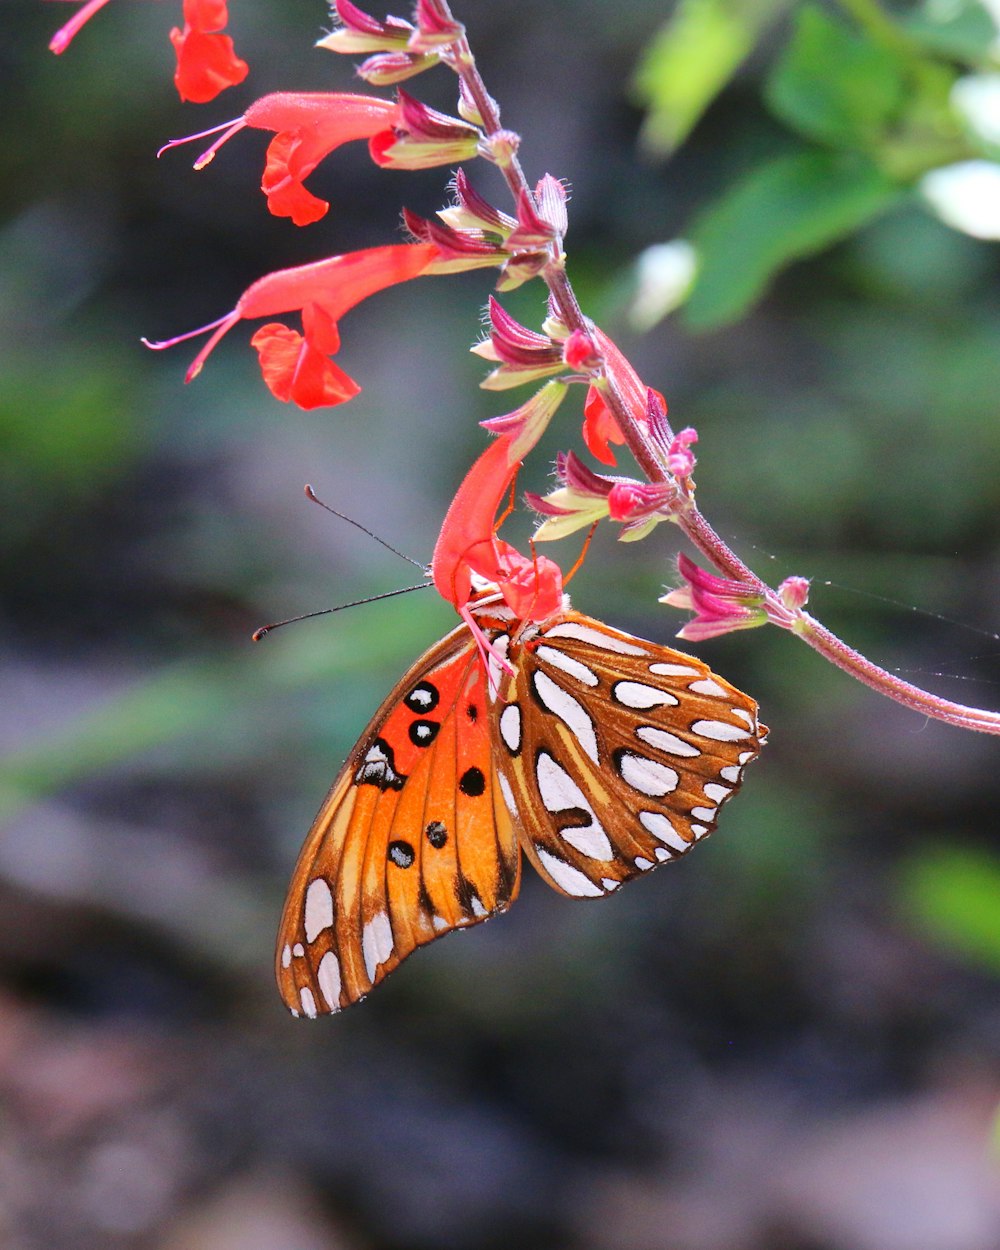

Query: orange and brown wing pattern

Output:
[492, 610, 766, 898]
[276, 626, 521, 1016]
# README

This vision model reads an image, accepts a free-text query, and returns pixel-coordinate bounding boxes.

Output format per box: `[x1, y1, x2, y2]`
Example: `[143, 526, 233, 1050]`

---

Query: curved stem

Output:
[437, 2, 1000, 736]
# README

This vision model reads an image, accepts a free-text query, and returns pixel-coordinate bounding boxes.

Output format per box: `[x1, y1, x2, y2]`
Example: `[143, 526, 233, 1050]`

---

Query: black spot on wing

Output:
[459, 766, 486, 797]
[354, 737, 405, 791]
[425, 820, 448, 849]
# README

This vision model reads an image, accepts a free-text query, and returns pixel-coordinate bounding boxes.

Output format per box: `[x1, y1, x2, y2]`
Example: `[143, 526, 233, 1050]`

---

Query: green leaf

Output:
[633, 0, 790, 155]
[684, 149, 901, 328]
[766, 4, 907, 148]
[898, 844, 1000, 975]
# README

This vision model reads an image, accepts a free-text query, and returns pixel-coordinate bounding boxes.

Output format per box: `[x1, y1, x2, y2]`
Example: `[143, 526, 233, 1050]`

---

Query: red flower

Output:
[161, 93, 401, 225]
[432, 435, 564, 671]
[144, 243, 438, 410]
[170, 0, 248, 103]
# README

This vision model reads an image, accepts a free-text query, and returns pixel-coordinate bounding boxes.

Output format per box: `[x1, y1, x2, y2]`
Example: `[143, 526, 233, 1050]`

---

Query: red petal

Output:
[182, 0, 229, 32]
[171, 27, 249, 104]
[261, 133, 329, 225]
[582, 387, 625, 466]
[250, 324, 360, 410]
[236, 243, 438, 324]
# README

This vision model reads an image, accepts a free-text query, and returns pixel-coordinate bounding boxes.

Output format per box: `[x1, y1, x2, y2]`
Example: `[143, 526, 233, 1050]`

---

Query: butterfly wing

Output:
[492, 610, 766, 897]
[276, 626, 521, 1016]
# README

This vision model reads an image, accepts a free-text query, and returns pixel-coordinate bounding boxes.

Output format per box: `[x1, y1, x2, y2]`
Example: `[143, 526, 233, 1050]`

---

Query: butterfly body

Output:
[276, 592, 766, 1016]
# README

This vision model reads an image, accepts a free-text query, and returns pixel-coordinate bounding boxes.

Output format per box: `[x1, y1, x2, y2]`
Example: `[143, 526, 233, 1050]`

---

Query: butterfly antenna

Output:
[252, 582, 432, 641]
[304, 484, 428, 572]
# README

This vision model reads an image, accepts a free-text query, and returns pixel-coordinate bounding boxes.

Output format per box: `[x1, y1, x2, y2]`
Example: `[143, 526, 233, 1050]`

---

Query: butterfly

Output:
[276, 589, 766, 1015]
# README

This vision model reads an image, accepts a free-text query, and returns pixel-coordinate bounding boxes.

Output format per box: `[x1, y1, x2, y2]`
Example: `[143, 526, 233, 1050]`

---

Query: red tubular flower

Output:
[161, 93, 401, 226]
[170, 0, 248, 104]
[432, 435, 564, 673]
[143, 243, 438, 410]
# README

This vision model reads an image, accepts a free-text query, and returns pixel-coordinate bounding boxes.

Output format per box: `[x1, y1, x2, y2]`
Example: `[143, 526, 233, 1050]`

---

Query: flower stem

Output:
[438, 1, 1000, 736]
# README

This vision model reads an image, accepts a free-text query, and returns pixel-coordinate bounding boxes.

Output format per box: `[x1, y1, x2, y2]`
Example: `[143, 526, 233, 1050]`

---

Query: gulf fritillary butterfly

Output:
[276, 589, 767, 1015]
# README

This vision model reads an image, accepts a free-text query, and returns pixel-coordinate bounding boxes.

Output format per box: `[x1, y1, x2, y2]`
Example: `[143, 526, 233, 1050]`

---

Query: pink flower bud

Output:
[667, 427, 698, 478]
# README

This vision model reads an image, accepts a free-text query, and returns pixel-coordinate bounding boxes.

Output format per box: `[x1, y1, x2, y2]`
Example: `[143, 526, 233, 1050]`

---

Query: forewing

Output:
[492, 611, 766, 898]
[276, 628, 521, 1016]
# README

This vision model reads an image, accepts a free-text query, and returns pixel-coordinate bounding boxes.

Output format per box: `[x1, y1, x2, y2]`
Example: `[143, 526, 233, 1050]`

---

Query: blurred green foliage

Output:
[633, 0, 1000, 325]
[898, 844, 1000, 974]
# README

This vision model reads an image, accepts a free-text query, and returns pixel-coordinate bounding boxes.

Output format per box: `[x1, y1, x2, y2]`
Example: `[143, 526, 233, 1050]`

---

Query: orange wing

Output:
[276, 625, 521, 1016]
[491, 610, 766, 898]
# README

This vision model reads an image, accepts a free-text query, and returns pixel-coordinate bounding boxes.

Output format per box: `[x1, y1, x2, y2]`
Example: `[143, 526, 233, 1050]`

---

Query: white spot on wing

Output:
[639, 811, 690, 852]
[293, 943, 304, 958]
[691, 806, 717, 821]
[281, 944, 292, 969]
[692, 719, 751, 742]
[691, 824, 709, 838]
[299, 987, 317, 1019]
[601, 878, 620, 891]
[738, 751, 755, 764]
[721, 765, 742, 783]
[543, 622, 646, 655]
[535, 846, 604, 896]
[731, 707, 755, 727]
[432, 914, 449, 931]
[317, 952, 342, 1011]
[636, 726, 701, 757]
[471, 897, 488, 917]
[690, 678, 728, 698]
[655, 847, 672, 861]
[304, 878, 334, 943]
[613, 681, 679, 710]
[649, 661, 700, 677]
[362, 911, 394, 983]
[634, 856, 654, 871]
[704, 783, 732, 804]
[532, 671, 599, 763]
[618, 753, 679, 797]
[536, 753, 613, 860]
[535, 644, 600, 687]
[499, 702, 521, 752]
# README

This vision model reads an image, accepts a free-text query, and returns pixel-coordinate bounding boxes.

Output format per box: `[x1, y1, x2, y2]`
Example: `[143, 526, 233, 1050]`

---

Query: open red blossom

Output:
[432, 435, 564, 671]
[162, 94, 401, 225]
[169, 0, 248, 103]
[144, 243, 438, 409]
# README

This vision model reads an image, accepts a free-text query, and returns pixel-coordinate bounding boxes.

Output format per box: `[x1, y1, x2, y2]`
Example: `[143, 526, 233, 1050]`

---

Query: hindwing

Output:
[491, 610, 767, 898]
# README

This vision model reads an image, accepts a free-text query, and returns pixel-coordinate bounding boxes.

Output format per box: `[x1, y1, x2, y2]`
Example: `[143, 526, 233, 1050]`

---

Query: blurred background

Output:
[3, 1, 1000, 1247]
